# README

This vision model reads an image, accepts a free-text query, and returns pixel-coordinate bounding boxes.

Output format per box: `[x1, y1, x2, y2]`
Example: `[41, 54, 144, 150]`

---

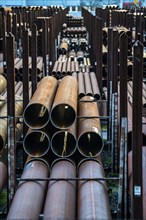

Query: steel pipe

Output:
[78, 160, 111, 220]
[23, 128, 50, 157]
[51, 120, 77, 157]
[7, 159, 49, 220]
[43, 159, 76, 220]
[84, 72, 93, 97]
[78, 96, 103, 157]
[0, 95, 6, 109]
[78, 72, 85, 99]
[23, 76, 58, 129]
[0, 75, 7, 94]
[90, 72, 101, 100]
[51, 75, 78, 129]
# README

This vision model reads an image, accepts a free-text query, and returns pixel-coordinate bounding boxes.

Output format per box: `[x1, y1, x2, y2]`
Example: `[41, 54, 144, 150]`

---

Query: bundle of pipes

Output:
[0, 121, 23, 193]
[78, 96, 103, 157]
[4, 56, 43, 81]
[74, 72, 101, 100]
[23, 76, 58, 157]
[128, 147, 146, 219]
[78, 159, 112, 219]
[6, 158, 49, 220]
[43, 159, 76, 219]
[52, 56, 79, 78]
[0, 82, 23, 153]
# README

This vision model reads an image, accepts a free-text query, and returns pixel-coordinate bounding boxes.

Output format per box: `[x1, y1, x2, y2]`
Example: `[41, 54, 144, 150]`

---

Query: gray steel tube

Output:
[84, 72, 93, 96]
[43, 159, 76, 220]
[78, 72, 85, 99]
[78, 96, 103, 157]
[23, 76, 58, 129]
[78, 160, 112, 220]
[51, 120, 77, 157]
[51, 75, 78, 129]
[23, 128, 50, 157]
[90, 72, 101, 100]
[7, 159, 49, 220]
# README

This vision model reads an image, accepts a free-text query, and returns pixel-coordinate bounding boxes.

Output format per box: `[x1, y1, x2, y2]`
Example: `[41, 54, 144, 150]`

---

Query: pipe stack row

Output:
[7, 158, 111, 220]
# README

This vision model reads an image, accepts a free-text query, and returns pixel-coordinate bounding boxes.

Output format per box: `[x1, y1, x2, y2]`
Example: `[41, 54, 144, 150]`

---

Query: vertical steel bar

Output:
[6, 33, 16, 208]
[31, 23, 37, 95]
[12, 13, 17, 42]
[95, 17, 103, 93]
[22, 28, 29, 137]
[132, 41, 143, 219]
[42, 19, 47, 76]
[2, 15, 6, 67]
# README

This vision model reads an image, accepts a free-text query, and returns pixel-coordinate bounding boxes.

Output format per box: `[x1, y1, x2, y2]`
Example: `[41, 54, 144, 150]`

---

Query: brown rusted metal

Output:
[23, 76, 58, 129]
[78, 72, 85, 99]
[128, 147, 146, 219]
[0, 75, 7, 94]
[90, 72, 101, 100]
[78, 96, 103, 157]
[51, 75, 78, 129]
[43, 159, 76, 220]
[78, 160, 111, 219]
[58, 42, 68, 55]
[7, 159, 49, 220]
[84, 72, 93, 97]
[51, 120, 77, 157]
[23, 128, 50, 157]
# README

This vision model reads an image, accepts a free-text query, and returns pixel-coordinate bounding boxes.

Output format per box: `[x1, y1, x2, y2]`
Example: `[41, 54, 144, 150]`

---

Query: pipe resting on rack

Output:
[7, 158, 49, 220]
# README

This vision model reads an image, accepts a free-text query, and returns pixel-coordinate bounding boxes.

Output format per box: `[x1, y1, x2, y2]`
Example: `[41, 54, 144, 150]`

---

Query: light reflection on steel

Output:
[78, 160, 111, 219]
[7, 159, 49, 220]
[0, 75, 7, 94]
[23, 76, 58, 129]
[51, 75, 78, 129]
[90, 72, 101, 100]
[43, 159, 76, 220]
[78, 96, 103, 157]
[51, 120, 77, 157]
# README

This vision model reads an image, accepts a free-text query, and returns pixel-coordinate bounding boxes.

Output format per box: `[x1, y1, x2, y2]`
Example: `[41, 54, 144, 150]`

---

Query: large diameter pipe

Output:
[128, 147, 146, 219]
[43, 159, 76, 220]
[0, 75, 7, 94]
[51, 75, 78, 129]
[51, 120, 77, 157]
[78, 96, 103, 157]
[7, 159, 49, 220]
[78, 160, 112, 220]
[0, 95, 23, 152]
[23, 128, 50, 157]
[23, 76, 58, 129]
[0, 146, 7, 193]
[0, 95, 6, 109]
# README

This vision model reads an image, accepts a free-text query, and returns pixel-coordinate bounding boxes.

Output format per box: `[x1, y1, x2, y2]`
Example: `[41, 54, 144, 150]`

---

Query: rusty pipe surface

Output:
[51, 75, 78, 129]
[43, 159, 76, 220]
[58, 42, 68, 55]
[0, 95, 23, 152]
[77, 160, 111, 220]
[23, 76, 58, 129]
[51, 120, 77, 157]
[128, 147, 146, 219]
[7, 159, 49, 220]
[78, 96, 103, 157]
[23, 128, 50, 157]
[84, 72, 93, 97]
[0, 75, 7, 94]
[78, 72, 85, 99]
[90, 72, 101, 100]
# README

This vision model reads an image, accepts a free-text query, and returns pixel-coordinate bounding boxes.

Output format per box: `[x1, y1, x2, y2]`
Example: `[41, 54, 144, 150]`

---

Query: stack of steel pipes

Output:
[4, 56, 43, 81]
